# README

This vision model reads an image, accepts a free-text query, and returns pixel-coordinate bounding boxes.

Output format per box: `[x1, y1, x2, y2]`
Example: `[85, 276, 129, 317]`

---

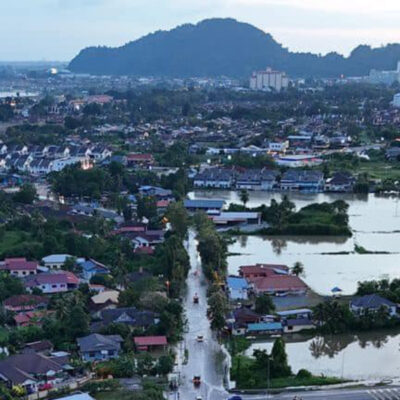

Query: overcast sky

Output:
[1, 0, 400, 61]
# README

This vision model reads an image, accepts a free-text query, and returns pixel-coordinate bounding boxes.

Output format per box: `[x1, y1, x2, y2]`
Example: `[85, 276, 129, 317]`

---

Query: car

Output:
[193, 376, 201, 387]
[228, 396, 243, 400]
[38, 383, 53, 391]
[196, 396, 203, 400]
[196, 335, 204, 342]
[193, 293, 199, 304]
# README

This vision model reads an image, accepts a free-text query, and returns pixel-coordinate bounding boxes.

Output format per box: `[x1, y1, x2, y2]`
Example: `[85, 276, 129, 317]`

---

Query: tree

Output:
[291, 261, 304, 277]
[239, 189, 249, 207]
[271, 338, 291, 378]
[166, 201, 189, 238]
[13, 183, 37, 204]
[208, 288, 229, 331]
[255, 294, 275, 315]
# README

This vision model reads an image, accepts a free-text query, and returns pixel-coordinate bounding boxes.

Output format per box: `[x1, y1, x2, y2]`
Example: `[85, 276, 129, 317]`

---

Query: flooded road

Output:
[189, 191, 400, 295]
[178, 231, 229, 400]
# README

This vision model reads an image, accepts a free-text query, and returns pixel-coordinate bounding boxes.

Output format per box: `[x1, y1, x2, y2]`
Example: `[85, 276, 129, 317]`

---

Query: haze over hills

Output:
[69, 18, 400, 79]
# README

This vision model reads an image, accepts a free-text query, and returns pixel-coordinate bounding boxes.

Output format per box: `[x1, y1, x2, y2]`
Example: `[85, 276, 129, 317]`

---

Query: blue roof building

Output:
[227, 277, 249, 300]
[77, 259, 110, 282]
[247, 322, 283, 334]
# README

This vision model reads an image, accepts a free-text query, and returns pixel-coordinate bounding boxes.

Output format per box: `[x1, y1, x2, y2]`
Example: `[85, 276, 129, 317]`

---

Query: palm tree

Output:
[239, 189, 249, 207]
[291, 261, 304, 277]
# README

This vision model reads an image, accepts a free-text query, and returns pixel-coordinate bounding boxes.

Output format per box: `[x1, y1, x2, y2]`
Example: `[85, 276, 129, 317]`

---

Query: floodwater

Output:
[189, 190, 400, 380]
[189, 191, 400, 295]
[245, 329, 400, 380]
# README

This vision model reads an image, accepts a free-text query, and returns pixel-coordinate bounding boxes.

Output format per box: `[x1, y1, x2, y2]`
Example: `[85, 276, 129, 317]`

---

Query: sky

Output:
[1, 0, 400, 61]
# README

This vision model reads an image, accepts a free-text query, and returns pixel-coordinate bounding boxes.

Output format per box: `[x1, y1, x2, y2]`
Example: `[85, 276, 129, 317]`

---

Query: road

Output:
[172, 231, 400, 400]
[240, 388, 400, 400]
[175, 230, 229, 400]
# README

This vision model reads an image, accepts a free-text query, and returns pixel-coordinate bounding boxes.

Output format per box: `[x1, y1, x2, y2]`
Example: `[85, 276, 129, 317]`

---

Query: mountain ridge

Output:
[69, 18, 400, 78]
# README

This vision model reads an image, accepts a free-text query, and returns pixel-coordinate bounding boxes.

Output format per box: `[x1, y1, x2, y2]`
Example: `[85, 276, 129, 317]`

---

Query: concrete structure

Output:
[250, 67, 289, 92]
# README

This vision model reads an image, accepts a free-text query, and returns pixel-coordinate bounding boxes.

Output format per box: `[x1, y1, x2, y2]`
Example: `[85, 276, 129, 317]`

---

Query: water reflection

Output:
[247, 330, 400, 379]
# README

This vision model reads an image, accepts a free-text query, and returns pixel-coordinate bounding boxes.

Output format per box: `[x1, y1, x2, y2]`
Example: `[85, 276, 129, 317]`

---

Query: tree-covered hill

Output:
[69, 18, 400, 78]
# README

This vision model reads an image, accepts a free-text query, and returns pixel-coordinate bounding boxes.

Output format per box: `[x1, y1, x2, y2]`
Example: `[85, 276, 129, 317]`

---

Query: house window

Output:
[52, 285, 57, 288]
[41, 285, 46, 289]
[89, 352, 96, 358]
[22, 271, 27, 275]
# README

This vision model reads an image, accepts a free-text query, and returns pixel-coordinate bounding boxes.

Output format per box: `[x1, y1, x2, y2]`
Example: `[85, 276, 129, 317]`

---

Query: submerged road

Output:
[172, 231, 400, 400]
[177, 230, 229, 400]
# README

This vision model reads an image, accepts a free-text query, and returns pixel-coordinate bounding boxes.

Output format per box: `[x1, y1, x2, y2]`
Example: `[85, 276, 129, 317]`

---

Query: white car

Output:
[196, 335, 204, 342]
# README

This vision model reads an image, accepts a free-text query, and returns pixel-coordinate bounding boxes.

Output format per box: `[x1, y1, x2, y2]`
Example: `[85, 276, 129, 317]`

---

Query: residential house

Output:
[126, 153, 154, 168]
[41, 254, 79, 269]
[280, 170, 324, 192]
[77, 259, 110, 281]
[236, 169, 278, 191]
[90, 145, 112, 162]
[3, 294, 49, 312]
[193, 168, 235, 189]
[228, 307, 261, 335]
[350, 294, 397, 317]
[277, 308, 314, 333]
[134, 336, 167, 352]
[0, 352, 70, 394]
[138, 186, 172, 199]
[24, 271, 80, 294]
[14, 310, 53, 327]
[129, 230, 165, 251]
[23, 340, 54, 355]
[282, 318, 314, 333]
[227, 277, 249, 300]
[0, 258, 38, 277]
[90, 290, 119, 313]
[250, 275, 308, 296]
[239, 264, 289, 279]
[77, 333, 123, 362]
[91, 307, 159, 332]
[325, 172, 355, 192]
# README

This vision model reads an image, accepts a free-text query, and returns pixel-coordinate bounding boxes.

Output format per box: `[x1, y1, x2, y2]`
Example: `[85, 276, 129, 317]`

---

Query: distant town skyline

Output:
[1, 0, 400, 61]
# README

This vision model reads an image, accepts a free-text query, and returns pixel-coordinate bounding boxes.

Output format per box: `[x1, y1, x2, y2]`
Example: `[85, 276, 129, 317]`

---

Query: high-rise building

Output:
[249, 67, 289, 92]
[393, 93, 400, 108]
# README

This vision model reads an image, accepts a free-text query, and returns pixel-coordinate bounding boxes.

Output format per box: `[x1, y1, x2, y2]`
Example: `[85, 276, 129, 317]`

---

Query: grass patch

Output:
[269, 375, 346, 388]
[231, 355, 347, 389]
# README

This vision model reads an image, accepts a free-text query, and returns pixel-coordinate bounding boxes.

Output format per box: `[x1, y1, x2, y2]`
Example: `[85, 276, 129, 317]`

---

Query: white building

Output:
[250, 67, 289, 92]
[393, 93, 400, 108]
[369, 61, 400, 85]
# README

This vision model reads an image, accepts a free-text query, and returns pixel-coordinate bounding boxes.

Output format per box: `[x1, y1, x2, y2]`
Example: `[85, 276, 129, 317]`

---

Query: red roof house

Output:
[240, 263, 289, 279]
[3, 295, 49, 312]
[0, 258, 38, 277]
[134, 336, 167, 351]
[251, 275, 307, 295]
